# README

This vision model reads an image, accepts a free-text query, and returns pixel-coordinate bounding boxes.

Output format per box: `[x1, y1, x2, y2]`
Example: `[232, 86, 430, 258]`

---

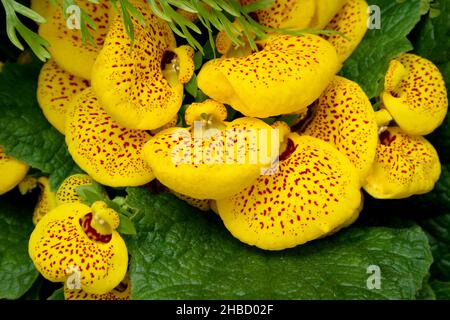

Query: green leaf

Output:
[341, 0, 423, 98]
[185, 73, 198, 98]
[431, 281, 450, 300]
[47, 287, 65, 300]
[125, 188, 432, 300]
[413, 0, 450, 65]
[0, 61, 78, 191]
[0, 193, 39, 299]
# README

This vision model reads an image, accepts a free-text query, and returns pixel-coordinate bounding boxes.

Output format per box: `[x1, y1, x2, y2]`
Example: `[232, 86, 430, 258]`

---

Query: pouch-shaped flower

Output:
[198, 34, 340, 118]
[143, 100, 277, 200]
[217, 133, 362, 250]
[29, 201, 128, 295]
[301, 76, 378, 182]
[324, 0, 369, 62]
[0, 147, 28, 195]
[37, 60, 90, 134]
[363, 127, 441, 199]
[39, 1, 112, 80]
[381, 54, 448, 135]
[92, 2, 194, 130]
[65, 88, 154, 187]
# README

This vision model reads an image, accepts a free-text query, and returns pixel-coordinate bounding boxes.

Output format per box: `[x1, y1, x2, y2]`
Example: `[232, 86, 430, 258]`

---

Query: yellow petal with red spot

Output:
[64, 275, 131, 300]
[310, 0, 348, 29]
[324, 0, 369, 62]
[92, 2, 192, 130]
[37, 60, 90, 134]
[381, 54, 448, 135]
[56, 174, 95, 205]
[0, 147, 28, 195]
[198, 34, 340, 118]
[29, 201, 128, 295]
[65, 88, 154, 187]
[301, 76, 378, 183]
[363, 127, 441, 199]
[38, 1, 112, 80]
[217, 133, 362, 251]
[143, 113, 277, 200]
[240, 0, 316, 29]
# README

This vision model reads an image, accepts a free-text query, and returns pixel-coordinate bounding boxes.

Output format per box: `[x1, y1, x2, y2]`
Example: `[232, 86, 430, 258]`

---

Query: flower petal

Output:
[65, 88, 154, 187]
[198, 34, 340, 118]
[240, 0, 316, 29]
[301, 76, 378, 182]
[363, 127, 441, 199]
[324, 0, 369, 62]
[29, 202, 128, 295]
[91, 2, 191, 130]
[217, 133, 362, 250]
[381, 54, 448, 135]
[38, 1, 113, 80]
[0, 147, 28, 195]
[33, 177, 58, 225]
[143, 116, 276, 200]
[56, 174, 95, 204]
[37, 60, 90, 134]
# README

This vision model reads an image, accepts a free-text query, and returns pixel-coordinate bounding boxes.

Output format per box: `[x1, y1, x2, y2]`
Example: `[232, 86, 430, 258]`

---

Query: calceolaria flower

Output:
[216, 131, 362, 250]
[37, 59, 90, 134]
[143, 100, 277, 200]
[29, 201, 128, 295]
[0, 147, 28, 195]
[363, 127, 441, 199]
[38, 1, 112, 80]
[198, 34, 340, 118]
[323, 0, 369, 63]
[239, 0, 347, 30]
[301, 76, 378, 182]
[65, 88, 154, 187]
[379, 54, 448, 136]
[92, 1, 195, 130]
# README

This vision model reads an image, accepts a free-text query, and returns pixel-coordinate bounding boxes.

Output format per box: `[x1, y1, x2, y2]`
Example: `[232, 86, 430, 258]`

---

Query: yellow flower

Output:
[363, 127, 441, 199]
[56, 174, 95, 204]
[239, 0, 346, 29]
[0, 147, 28, 195]
[216, 132, 362, 250]
[65, 88, 154, 187]
[29, 201, 128, 295]
[380, 54, 448, 135]
[92, 1, 195, 130]
[301, 76, 378, 183]
[142, 100, 277, 200]
[37, 60, 90, 134]
[64, 275, 130, 300]
[324, 0, 369, 62]
[198, 34, 340, 118]
[39, 1, 113, 80]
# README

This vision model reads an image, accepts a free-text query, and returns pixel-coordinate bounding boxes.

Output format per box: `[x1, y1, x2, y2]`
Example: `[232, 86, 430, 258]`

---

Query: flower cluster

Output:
[0, 0, 447, 299]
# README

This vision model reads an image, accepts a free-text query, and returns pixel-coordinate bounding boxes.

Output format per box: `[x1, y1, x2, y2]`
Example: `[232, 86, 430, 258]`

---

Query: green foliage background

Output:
[0, 0, 449, 300]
